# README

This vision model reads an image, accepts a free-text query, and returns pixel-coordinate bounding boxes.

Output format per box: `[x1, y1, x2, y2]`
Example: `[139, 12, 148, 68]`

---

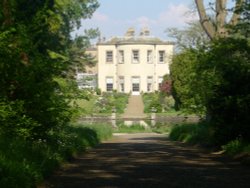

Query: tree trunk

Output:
[195, 0, 245, 39]
[216, 0, 227, 37]
[2, 0, 12, 26]
[195, 0, 216, 39]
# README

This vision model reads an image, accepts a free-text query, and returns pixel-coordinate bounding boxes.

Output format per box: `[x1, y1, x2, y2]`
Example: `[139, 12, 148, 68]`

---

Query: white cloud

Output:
[158, 4, 198, 26]
[135, 16, 156, 27]
[74, 3, 199, 40]
[92, 11, 109, 22]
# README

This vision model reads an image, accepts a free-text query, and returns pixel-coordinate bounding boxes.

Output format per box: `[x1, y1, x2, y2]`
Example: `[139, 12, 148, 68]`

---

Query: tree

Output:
[198, 37, 250, 143]
[170, 48, 207, 114]
[166, 21, 209, 51]
[195, 0, 245, 39]
[0, 0, 99, 138]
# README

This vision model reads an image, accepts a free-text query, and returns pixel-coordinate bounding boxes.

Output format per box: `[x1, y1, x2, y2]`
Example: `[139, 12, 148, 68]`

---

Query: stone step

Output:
[121, 95, 147, 119]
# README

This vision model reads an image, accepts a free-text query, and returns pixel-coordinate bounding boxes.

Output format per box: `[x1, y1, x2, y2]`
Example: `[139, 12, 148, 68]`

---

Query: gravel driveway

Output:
[41, 133, 250, 188]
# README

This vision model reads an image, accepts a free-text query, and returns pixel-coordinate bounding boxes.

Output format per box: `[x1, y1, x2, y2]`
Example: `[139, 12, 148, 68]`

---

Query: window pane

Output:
[106, 51, 113, 62]
[132, 50, 139, 63]
[118, 50, 124, 63]
[147, 50, 153, 63]
[159, 51, 165, 63]
[106, 83, 113, 91]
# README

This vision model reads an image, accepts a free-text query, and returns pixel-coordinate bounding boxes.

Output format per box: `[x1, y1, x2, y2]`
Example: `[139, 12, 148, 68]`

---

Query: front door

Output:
[132, 77, 140, 95]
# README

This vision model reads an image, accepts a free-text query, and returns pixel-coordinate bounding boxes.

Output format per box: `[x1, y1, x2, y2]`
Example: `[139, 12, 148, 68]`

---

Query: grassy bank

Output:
[169, 122, 250, 157]
[0, 124, 112, 188]
[114, 124, 151, 133]
[73, 92, 129, 117]
[113, 122, 172, 134]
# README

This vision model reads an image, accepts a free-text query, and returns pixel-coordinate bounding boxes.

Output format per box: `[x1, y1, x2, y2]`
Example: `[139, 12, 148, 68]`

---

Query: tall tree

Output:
[0, 0, 99, 138]
[195, 0, 245, 39]
[166, 21, 209, 51]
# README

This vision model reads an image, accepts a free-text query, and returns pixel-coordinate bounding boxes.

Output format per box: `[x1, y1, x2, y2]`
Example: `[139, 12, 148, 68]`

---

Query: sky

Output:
[73, 0, 236, 41]
[72, 0, 199, 41]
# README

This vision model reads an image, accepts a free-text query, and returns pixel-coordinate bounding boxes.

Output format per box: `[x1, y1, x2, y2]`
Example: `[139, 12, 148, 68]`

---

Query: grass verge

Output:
[169, 122, 250, 162]
[114, 124, 152, 133]
[0, 123, 112, 188]
[169, 122, 215, 146]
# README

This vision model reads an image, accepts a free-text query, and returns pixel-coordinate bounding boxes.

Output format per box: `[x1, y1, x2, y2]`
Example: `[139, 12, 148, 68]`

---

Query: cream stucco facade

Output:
[97, 29, 174, 95]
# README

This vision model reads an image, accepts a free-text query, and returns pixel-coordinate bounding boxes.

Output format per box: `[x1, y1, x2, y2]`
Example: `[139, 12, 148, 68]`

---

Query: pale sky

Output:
[73, 0, 235, 41]
[72, 0, 198, 40]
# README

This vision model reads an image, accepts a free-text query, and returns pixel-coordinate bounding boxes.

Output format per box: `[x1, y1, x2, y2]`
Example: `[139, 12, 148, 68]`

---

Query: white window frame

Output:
[106, 77, 113, 91]
[118, 50, 124, 64]
[106, 51, 113, 63]
[132, 50, 140, 63]
[119, 76, 125, 92]
[158, 50, 165, 63]
[147, 76, 153, 92]
[147, 50, 153, 63]
[158, 76, 163, 90]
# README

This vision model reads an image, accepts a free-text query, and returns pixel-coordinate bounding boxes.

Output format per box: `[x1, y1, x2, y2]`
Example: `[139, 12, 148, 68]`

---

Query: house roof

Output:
[97, 36, 174, 46]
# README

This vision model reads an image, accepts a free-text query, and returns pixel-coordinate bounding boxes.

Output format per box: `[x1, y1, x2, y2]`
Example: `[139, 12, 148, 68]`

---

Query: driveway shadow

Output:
[42, 133, 250, 188]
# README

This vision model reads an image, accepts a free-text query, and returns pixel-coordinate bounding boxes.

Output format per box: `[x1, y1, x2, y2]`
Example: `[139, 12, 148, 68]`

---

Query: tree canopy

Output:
[169, 0, 250, 143]
[0, 0, 99, 139]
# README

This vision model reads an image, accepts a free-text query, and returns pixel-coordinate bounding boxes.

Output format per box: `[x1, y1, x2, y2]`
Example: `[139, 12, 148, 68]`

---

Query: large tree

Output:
[166, 21, 209, 51]
[195, 0, 245, 39]
[0, 0, 99, 138]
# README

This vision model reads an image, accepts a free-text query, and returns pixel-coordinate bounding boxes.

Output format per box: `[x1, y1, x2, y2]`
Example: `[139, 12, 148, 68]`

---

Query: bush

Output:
[143, 93, 162, 113]
[143, 93, 175, 113]
[198, 38, 250, 143]
[94, 92, 128, 114]
[0, 100, 40, 139]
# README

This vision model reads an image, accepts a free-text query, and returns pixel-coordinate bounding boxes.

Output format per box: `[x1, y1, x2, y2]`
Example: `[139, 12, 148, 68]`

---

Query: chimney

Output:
[125, 27, 135, 37]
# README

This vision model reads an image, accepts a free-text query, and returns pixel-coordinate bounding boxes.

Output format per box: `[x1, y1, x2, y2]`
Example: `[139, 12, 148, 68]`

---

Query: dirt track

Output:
[42, 133, 250, 188]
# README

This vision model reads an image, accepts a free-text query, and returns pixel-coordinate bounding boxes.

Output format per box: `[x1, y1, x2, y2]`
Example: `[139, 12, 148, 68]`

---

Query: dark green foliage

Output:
[170, 1, 250, 145]
[171, 38, 250, 144]
[0, 0, 99, 138]
[0, 124, 112, 188]
[200, 38, 250, 143]
[170, 49, 206, 114]
[169, 122, 215, 146]
[0, 1, 102, 186]
[143, 92, 162, 113]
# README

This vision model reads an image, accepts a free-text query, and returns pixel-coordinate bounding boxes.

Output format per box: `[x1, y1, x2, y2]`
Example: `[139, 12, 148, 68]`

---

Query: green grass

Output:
[169, 122, 215, 146]
[73, 97, 98, 115]
[114, 124, 152, 133]
[73, 92, 129, 116]
[151, 123, 172, 134]
[0, 123, 112, 188]
[222, 139, 250, 155]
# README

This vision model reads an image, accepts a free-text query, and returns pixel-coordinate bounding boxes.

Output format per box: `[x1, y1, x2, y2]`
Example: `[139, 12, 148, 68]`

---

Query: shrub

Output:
[94, 92, 128, 114]
[0, 100, 40, 139]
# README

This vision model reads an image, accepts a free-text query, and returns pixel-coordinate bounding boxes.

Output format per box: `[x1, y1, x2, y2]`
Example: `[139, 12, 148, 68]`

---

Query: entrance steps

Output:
[121, 95, 147, 119]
